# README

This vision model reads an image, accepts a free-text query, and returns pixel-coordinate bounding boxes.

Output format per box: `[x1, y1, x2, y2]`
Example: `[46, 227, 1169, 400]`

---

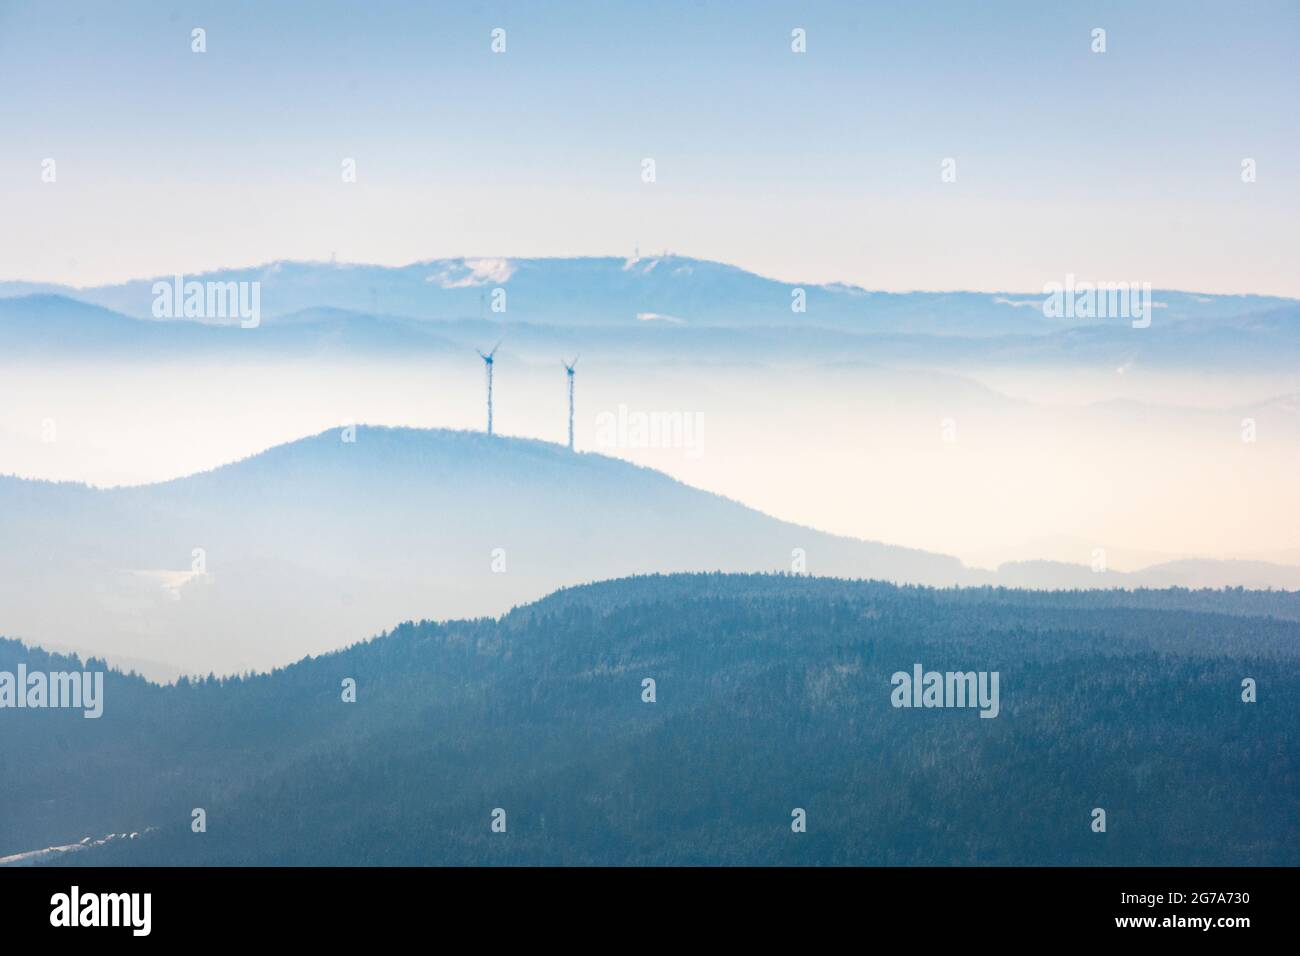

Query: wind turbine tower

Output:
[477, 342, 500, 435]
[563, 357, 579, 451]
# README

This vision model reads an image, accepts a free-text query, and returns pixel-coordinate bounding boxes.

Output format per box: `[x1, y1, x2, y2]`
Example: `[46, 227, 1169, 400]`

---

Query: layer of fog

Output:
[2, 354, 1296, 569]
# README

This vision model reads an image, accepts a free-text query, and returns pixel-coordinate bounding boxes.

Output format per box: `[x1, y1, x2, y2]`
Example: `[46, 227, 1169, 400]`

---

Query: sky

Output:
[1, 0, 1297, 295]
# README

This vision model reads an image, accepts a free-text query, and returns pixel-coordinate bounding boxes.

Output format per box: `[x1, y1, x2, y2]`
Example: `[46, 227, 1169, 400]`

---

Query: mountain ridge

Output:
[3, 572, 1297, 866]
[3, 426, 1299, 680]
[5, 255, 1296, 336]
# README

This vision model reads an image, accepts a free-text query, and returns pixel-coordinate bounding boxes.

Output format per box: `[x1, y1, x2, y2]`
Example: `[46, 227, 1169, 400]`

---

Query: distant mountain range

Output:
[3, 255, 1298, 366]
[4, 298, 1300, 376]
[4, 574, 1297, 866]
[2, 426, 1298, 679]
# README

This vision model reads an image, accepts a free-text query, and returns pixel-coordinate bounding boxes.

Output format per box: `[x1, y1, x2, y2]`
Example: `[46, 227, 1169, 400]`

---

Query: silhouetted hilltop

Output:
[3, 573, 1295, 866]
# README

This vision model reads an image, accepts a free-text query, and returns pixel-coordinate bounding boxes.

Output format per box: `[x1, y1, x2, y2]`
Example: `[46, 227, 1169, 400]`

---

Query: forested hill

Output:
[2, 573, 1297, 866]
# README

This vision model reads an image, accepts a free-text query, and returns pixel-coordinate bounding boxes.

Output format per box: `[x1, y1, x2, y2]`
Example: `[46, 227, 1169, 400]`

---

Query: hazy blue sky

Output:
[2, 0, 1296, 294]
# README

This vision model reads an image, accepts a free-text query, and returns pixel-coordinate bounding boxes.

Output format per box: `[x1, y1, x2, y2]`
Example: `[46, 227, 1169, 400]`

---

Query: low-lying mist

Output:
[2, 355, 1296, 566]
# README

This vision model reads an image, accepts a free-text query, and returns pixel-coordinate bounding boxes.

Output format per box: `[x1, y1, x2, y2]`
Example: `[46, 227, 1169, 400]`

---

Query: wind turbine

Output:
[562, 357, 579, 451]
[477, 341, 501, 435]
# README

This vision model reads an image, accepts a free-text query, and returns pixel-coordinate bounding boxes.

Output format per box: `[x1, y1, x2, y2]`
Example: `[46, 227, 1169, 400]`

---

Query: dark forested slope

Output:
[1, 574, 1296, 865]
